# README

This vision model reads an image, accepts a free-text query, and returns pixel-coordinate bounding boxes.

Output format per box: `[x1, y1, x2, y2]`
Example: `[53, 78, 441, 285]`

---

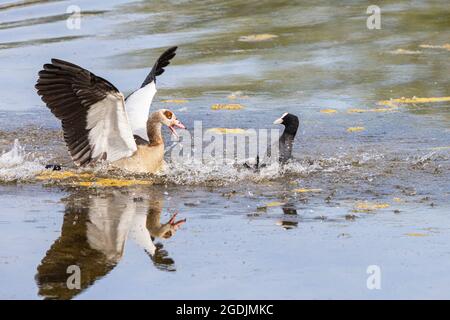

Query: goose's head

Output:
[151, 212, 186, 239]
[154, 109, 186, 137]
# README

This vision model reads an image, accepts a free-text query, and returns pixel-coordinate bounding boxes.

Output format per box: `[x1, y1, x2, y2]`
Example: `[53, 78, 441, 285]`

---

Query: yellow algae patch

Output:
[293, 188, 322, 193]
[238, 34, 278, 42]
[396, 97, 450, 104]
[378, 96, 450, 107]
[393, 197, 403, 203]
[162, 99, 188, 104]
[37, 171, 152, 188]
[75, 178, 152, 188]
[419, 44, 450, 51]
[405, 233, 428, 237]
[353, 201, 390, 212]
[265, 201, 285, 207]
[36, 171, 93, 180]
[76, 181, 94, 187]
[369, 108, 396, 112]
[207, 128, 248, 135]
[347, 108, 395, 113]
[377, 100, 398, 108]
[320, 109, 337, 114]
[211, 103, 244, 110]
[346, 127, 365, 133]
[389, 49, 421, 55]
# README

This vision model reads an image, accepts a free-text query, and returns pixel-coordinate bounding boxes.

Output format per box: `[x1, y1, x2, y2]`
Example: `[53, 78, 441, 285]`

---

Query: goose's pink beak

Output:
[168, 212, 186, 230]
[169, 120, 186, 137]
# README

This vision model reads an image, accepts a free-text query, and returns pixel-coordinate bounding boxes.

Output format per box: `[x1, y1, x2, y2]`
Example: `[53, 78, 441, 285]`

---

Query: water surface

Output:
[0, 0, 449, 299]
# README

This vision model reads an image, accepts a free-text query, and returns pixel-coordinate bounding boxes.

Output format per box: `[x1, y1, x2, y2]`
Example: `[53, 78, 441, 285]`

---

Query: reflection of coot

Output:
[282, 207, 298, 215]
[279, 206, 298, 230]
[278, 220, 298, 229]
[150, 242, 175, 272]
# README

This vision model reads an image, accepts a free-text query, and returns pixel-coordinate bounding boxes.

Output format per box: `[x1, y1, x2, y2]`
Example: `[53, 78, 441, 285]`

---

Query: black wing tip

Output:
[141, 46, 178, 87]
[35, 59, 78, 95]
[167, 46, 178, 54]
[46, 58, 88, 74]
[50, 58, 63, 64]
[162, 46, 178, 62]
[50, 58, 75, 66]
[49, 58, 71, 68]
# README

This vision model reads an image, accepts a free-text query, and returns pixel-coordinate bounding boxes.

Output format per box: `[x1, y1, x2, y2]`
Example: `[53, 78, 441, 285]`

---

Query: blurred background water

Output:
[0, 0, 449, 299]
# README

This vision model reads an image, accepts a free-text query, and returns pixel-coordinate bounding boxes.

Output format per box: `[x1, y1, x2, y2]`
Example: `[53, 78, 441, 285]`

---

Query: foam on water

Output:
[156, 153, 378, 186]
[0, 139, 44, 182]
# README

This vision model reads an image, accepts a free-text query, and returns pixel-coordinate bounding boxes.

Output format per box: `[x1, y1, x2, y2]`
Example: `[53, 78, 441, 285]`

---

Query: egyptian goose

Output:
[273, 112, 299, 163]
[35, 47, 185, 173]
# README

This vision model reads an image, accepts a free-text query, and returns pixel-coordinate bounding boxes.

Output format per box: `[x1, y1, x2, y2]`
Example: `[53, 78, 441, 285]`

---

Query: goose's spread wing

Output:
[36, 59, 137, 165]
[125, 46, 177, 139]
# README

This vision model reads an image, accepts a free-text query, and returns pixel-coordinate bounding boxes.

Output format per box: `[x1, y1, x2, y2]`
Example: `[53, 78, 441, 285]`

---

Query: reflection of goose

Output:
[129, 195, 185, 247]
[35, 47, 185, 173]
[35, 189, 185, 300]
[130, 196, 185, 272]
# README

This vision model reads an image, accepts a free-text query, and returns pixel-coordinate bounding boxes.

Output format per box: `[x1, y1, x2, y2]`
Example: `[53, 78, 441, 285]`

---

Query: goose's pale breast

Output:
[112, 144, 164, 173]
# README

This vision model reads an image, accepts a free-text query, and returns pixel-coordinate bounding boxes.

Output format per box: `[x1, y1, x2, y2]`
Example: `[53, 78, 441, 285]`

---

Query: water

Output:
[0, 0, 449, 299]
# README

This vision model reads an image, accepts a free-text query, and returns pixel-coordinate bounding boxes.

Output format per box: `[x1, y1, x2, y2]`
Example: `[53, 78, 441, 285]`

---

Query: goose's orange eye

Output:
[164, 110, 173, 119]
[163, 231, 173, 239]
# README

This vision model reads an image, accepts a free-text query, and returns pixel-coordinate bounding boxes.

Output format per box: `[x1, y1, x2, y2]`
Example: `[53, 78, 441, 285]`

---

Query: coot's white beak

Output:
[273, 117, 283, 125]
[274, 112, 288, 125]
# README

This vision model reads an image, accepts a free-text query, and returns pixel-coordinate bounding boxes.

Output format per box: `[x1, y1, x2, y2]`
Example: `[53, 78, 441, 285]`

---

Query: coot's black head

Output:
[273, 113, 299, 135]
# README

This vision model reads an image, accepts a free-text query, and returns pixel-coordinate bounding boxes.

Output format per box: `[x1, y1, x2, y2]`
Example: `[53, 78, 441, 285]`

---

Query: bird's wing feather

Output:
[141, 46, 177, 88]
[124, 81, 156, 139]
[125, 46, 177, 139]
[36, 58, 137, 165]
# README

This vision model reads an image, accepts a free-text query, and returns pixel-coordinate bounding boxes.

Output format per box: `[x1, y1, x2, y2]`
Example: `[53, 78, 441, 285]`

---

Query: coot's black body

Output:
[243, 112, 299, 170]
[276, 113, 299, 163]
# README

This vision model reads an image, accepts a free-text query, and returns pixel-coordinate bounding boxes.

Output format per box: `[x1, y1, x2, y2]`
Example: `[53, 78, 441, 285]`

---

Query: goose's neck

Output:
[146, 203, 163, 232]
[147, 116, 163, 146]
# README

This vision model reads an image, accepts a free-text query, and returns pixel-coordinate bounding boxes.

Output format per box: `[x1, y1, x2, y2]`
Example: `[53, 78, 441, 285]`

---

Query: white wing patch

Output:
[87, 92, 137, 162]
[125, 81, 157, 139]
[129, 211, 156, 256]
[87, 196, 136, 262]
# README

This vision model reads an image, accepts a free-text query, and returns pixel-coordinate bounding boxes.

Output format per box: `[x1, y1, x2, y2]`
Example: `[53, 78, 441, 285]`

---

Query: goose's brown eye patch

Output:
[163, 231, 173, 239]
[164, 110, 173, 119]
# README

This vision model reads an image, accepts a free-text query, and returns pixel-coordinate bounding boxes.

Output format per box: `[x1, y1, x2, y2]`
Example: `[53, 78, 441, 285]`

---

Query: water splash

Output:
[0, 138, 387, 187]
[0, 139, 44, 182]
[156, 153, 368, 186]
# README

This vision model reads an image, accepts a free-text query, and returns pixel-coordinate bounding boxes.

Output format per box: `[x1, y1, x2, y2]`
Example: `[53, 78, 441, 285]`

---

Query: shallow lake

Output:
[0, 0, 449, 299]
